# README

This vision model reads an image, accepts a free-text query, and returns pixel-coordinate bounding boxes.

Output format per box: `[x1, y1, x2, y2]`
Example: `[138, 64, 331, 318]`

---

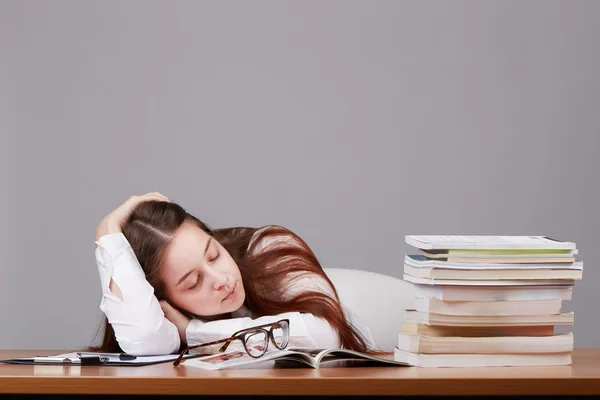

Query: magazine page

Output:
[182, 347, 409, 370]
[182, 347, 316, 370]
[308, 348, 409, 367]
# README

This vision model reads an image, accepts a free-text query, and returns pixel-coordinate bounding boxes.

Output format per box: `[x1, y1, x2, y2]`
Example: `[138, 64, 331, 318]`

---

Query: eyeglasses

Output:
[172, 318, 290, 367]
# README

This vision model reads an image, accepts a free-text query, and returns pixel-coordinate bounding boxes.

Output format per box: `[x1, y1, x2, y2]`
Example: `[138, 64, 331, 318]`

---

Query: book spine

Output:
[400, 323, 555, 337]
[416, 298, 562, 316]
[397, 333, 574, 354]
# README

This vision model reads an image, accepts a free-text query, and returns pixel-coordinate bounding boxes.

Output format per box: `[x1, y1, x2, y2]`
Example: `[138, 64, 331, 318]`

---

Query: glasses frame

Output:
[172, 318, 290, 367]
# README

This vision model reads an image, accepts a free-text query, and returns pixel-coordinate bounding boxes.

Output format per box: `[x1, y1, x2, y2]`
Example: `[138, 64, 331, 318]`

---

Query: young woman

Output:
[93, 192, 375, 356]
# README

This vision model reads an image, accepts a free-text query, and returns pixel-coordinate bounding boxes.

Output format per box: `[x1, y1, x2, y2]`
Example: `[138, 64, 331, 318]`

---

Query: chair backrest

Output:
[323, 267, 415, 352]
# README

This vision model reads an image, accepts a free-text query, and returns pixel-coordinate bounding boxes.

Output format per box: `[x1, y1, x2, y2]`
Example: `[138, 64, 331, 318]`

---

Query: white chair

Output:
[323, 267, 415, 352]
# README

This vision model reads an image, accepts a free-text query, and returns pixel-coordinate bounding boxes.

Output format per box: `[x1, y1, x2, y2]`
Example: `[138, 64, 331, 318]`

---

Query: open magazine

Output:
[182, 347, 409, 370]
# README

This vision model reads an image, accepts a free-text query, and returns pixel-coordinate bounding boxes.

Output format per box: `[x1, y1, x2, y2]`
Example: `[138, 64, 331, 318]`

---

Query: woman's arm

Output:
[95, 232, 181, 356]
[185, 310, 340, 349]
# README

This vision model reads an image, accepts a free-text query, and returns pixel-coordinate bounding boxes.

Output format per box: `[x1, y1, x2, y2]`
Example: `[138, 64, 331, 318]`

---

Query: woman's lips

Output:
[223, 283, 236, 302]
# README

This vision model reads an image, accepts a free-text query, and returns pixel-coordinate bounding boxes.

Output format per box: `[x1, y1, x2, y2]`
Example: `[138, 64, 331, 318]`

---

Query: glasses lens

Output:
[272, 320, 289, 349]
[244, 330, 268, 357]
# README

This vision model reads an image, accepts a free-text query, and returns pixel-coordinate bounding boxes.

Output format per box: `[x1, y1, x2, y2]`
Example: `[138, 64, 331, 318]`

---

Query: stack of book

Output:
[394, 235, 583, 368]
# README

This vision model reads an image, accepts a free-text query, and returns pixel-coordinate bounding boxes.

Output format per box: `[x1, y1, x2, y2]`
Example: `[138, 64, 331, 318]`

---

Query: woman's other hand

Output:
[95, 192, 171, 241]
[95, 192, 171, 301]
[160, 300, 191, 346]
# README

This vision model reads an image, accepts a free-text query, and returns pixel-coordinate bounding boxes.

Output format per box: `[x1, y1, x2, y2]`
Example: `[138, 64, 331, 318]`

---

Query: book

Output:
[421, 248, 578, 256]
[405, 255, 583, 270]
[394, 347, 572, 368]
[400, 321, 555, 337]
[411, 283, 573, 301]
[181, 347, 409, 370]
[403, 310, 574, 326]
[403, 274, 575, 286]
[414, 297, 563, 316]
[405, 235, 576, 251]
[418, 249, 577, 264]
[422, 256, 576, 264]
[397, 332, 573, 354]
[404, 264, 583, 281]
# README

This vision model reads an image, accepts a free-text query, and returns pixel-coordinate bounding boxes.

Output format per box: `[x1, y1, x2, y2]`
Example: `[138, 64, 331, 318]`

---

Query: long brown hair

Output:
[91, 200, 374, 353]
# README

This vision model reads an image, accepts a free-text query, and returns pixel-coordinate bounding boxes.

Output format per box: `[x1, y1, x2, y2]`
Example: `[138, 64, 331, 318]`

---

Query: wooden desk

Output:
[0, 349, 599, 396]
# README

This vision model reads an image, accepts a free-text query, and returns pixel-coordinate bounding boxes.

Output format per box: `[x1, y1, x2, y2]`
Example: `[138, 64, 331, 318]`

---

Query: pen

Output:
[33, 356, 109, 365]
[76, 352, 137, 361]
[34, 357, 80, 364]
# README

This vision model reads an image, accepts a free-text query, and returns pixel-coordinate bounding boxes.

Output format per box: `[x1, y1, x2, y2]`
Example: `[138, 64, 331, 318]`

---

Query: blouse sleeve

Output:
[94, 233, 181, 356]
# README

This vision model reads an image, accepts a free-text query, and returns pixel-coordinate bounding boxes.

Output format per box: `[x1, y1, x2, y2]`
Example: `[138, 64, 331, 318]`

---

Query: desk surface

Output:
[1, 348, 599, 395]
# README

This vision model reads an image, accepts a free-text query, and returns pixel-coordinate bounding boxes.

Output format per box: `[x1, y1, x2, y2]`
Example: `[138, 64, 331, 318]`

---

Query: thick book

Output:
[394, 347, 572, 368]
[397, 332, 574, 354]
[414, 297, 563, 316]
[400, 321, 555, 337]
[404, 264, 583, 281]
[405, 235, 576, 251]
[182, 347, 409, 370]
[404, 310, 575, 326]
[411, 282, 573, 301]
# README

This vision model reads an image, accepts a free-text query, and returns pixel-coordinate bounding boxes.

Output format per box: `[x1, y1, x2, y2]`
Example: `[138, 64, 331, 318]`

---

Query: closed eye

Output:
[188, 251, 220, 290]
[189, 279, 199, 290]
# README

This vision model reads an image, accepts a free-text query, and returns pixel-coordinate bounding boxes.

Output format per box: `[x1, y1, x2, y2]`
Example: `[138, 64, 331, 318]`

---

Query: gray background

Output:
[1, 0, 598, 350]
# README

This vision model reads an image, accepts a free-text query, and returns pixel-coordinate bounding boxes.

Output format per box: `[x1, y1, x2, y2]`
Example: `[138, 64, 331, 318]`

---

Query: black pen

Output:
[76, 352, 137, 361]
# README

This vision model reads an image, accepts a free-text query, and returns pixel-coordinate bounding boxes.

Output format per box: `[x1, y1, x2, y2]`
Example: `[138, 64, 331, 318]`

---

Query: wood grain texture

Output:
[0, 348, 599, 395]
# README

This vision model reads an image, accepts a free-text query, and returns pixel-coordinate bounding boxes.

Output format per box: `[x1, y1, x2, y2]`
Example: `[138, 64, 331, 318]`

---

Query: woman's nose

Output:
[209, 270, 229, 290]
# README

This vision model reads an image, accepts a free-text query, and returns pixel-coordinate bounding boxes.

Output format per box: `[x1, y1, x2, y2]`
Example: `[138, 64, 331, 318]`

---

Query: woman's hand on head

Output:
[160, 300, 191, 347]
[95, 192, 171, 241]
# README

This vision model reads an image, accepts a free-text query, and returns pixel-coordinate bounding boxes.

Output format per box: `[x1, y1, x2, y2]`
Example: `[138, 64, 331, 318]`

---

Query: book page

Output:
[281, 348, 384, 366]
[294, 348, 408, 366]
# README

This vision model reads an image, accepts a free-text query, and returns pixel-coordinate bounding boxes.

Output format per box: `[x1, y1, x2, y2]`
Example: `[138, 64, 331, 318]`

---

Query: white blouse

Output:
[94, 230, 374, 356]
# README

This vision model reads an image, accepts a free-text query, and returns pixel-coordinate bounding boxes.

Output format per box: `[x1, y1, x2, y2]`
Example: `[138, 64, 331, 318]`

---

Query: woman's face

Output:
[160, 220, 246, 316]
